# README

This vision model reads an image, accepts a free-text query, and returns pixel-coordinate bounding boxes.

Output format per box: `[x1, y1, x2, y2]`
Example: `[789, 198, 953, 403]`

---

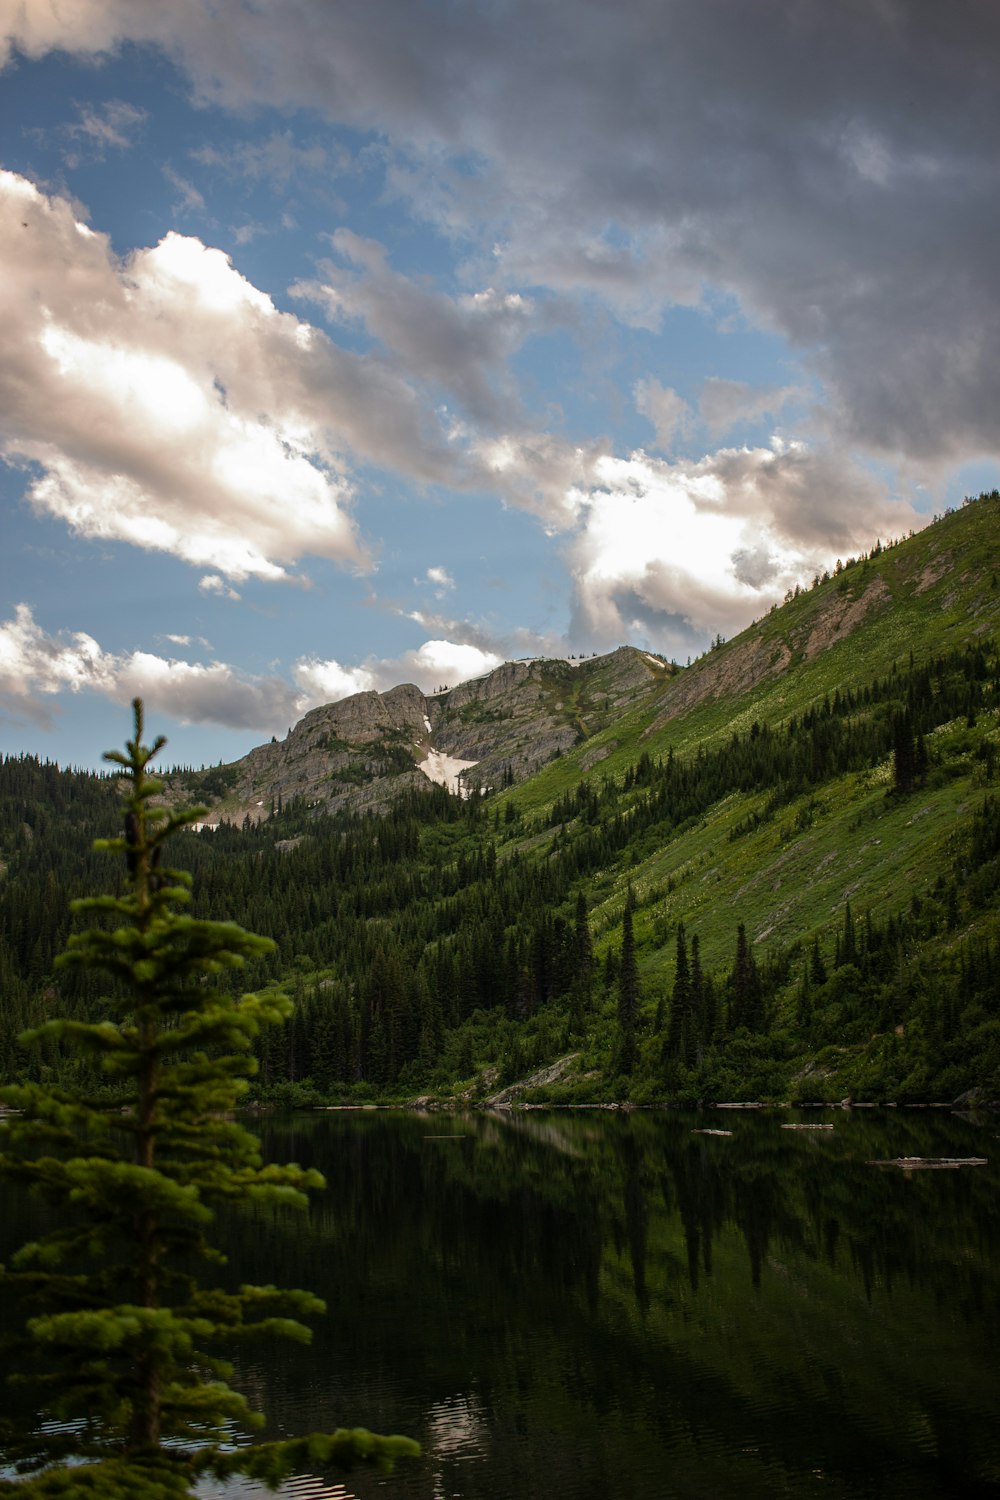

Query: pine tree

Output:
[665, 922, 692, 1061]
[0, 702, 417, 1497]
[892, 708, 917, 794]
[809, 935, 828, 987]
[796, 964, 813, 1030]
[691, 934, 715, 1050]
[728, 922, 763, 1033]
[837, 901, 858, 969]
[567, 890, 595, 1033]
[617, 886, 640, 1074]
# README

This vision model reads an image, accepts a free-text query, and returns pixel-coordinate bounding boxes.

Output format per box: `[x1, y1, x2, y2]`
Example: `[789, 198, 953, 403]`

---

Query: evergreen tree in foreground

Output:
[0, 702, 417, 1498]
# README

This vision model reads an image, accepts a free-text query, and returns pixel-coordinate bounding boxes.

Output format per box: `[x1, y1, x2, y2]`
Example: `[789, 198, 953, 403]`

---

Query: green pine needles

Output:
[0, 701, 418, 1497]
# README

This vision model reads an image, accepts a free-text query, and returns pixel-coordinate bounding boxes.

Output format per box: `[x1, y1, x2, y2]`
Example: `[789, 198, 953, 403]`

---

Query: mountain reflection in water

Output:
[5, 1108, 1000, 1499]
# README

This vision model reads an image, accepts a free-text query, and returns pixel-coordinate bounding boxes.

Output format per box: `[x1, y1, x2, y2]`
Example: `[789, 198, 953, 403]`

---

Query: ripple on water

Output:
[199, 1474, 357, 1499]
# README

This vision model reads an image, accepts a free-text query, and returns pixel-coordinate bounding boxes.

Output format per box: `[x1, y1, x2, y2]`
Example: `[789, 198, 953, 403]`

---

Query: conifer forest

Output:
[2, 495, 999, 1107]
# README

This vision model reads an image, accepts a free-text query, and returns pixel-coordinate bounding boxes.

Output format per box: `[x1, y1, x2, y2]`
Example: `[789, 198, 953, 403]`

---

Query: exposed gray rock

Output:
[169, 646, 677, 822]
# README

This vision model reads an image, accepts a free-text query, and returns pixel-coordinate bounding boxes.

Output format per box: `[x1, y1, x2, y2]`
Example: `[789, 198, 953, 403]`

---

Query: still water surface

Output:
[206, 1108, 1000, 1500]
[4, 1108, 999, 1499]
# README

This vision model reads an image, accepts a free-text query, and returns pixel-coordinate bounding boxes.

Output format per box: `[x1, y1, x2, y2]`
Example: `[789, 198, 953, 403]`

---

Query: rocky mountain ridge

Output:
[178, 646, 676, 823]
[172, 493, 1000, 826]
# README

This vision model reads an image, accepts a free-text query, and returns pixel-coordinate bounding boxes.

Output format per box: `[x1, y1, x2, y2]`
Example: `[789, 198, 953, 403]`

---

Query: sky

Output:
[1, 1, 999, 771]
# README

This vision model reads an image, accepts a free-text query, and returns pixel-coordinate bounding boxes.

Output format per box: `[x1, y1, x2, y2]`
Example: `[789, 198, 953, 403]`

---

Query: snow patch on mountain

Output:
[418, 748, 478, 796]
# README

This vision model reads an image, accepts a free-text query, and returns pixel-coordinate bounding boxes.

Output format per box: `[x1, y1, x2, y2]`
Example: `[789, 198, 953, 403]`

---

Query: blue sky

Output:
[1, 1, 998, 770]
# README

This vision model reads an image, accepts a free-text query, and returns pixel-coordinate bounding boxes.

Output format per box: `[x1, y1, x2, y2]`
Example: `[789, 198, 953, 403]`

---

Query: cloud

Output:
[0, 604, 105, 725]
[115, 653, 298, 729]
[8, 0, 995, 469]
[2, 170, 602, 578]
[288, 638, 507, 710]
[0, 603, 300, 730]
[199, 575, 241, 601]
[633, 379, 692, 454]
[390, 640, 503, 690]
[291, 657, 376, 705]
[295, 638, 505, 704]
[463, 429, 605, 531]
[61, 99, 147, 164]
[191, 131, 333, 190]
[0, 169, 611, 631]
[162, 163, 206, 214]
[425, 565, 455, 597]
[0, 603, 506, 731]
[699, 378, 801, 438]
[291, 231, 539, 427]
[0, 170, 466, 582]
[0, 1, 157, 65]
[162, 633, 211, 648]
[566, 442, 918, 656]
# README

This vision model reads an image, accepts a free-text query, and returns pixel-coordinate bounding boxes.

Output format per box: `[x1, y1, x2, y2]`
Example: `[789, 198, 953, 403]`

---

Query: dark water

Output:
[5, 1108, 1000, 1499]
[210, 1108, 1000, 1500]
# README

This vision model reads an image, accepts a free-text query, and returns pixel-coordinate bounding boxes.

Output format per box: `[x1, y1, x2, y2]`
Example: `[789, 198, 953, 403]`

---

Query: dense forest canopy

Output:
[1, 494, 999, 1105]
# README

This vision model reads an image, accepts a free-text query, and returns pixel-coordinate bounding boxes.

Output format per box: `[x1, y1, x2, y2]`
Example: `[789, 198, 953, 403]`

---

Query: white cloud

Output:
[199, 576, 241, 600]
[2, 169, 592, 582]
[0, 604, 104, 724]
[0, 604, 506, 731]
[0, 170, 371, 582]
[0, 604, 301, 731]
[426, 565, 455, 596]
[293, 639, 505, 708]
[394, 639, 503, 689]
[464, 429, 604, 530]
[292, 657, 376, 706]
[0, 1, 165, 65]
[114, 652, 298, 729]
[566, 442, 919, 655]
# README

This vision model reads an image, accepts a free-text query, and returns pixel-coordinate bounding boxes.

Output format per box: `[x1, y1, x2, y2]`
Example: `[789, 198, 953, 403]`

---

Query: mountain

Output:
[174, 486, 996, 830]
[2, 490, 999, 1104]
[169, 646, 677, 823]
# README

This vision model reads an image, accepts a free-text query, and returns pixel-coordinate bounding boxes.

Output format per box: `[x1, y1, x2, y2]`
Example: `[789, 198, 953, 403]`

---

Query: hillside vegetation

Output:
[1, 492, 999, 1105]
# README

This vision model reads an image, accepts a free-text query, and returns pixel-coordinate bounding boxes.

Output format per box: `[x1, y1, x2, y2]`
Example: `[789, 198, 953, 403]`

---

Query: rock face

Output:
[175, 647, 678, 823]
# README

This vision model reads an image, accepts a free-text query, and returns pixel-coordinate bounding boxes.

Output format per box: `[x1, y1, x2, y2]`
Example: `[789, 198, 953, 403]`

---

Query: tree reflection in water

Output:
[4, 1108, 999, 1499]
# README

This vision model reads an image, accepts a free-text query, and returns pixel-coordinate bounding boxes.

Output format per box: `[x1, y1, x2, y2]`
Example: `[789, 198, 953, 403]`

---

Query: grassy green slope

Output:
[514, 495, 998, 807]
[475, 493, 1000, 1100]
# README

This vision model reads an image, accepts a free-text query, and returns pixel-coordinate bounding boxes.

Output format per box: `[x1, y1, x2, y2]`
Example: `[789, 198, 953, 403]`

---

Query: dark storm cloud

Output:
[40, 0, 993, 467]
[6, 0, 1000, 466]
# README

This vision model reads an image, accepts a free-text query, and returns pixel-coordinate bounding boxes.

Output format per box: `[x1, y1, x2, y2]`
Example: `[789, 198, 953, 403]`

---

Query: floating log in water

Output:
[868, 1156, 988, 1170]
[692, 1128, 733, 1137]
[782, 1123, 834, 1131]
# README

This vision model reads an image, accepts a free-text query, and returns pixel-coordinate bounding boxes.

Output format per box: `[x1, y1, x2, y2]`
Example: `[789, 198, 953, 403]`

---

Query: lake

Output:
[4, 1107, 1000, 1498]
[209, 1107, 1000, 1500]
